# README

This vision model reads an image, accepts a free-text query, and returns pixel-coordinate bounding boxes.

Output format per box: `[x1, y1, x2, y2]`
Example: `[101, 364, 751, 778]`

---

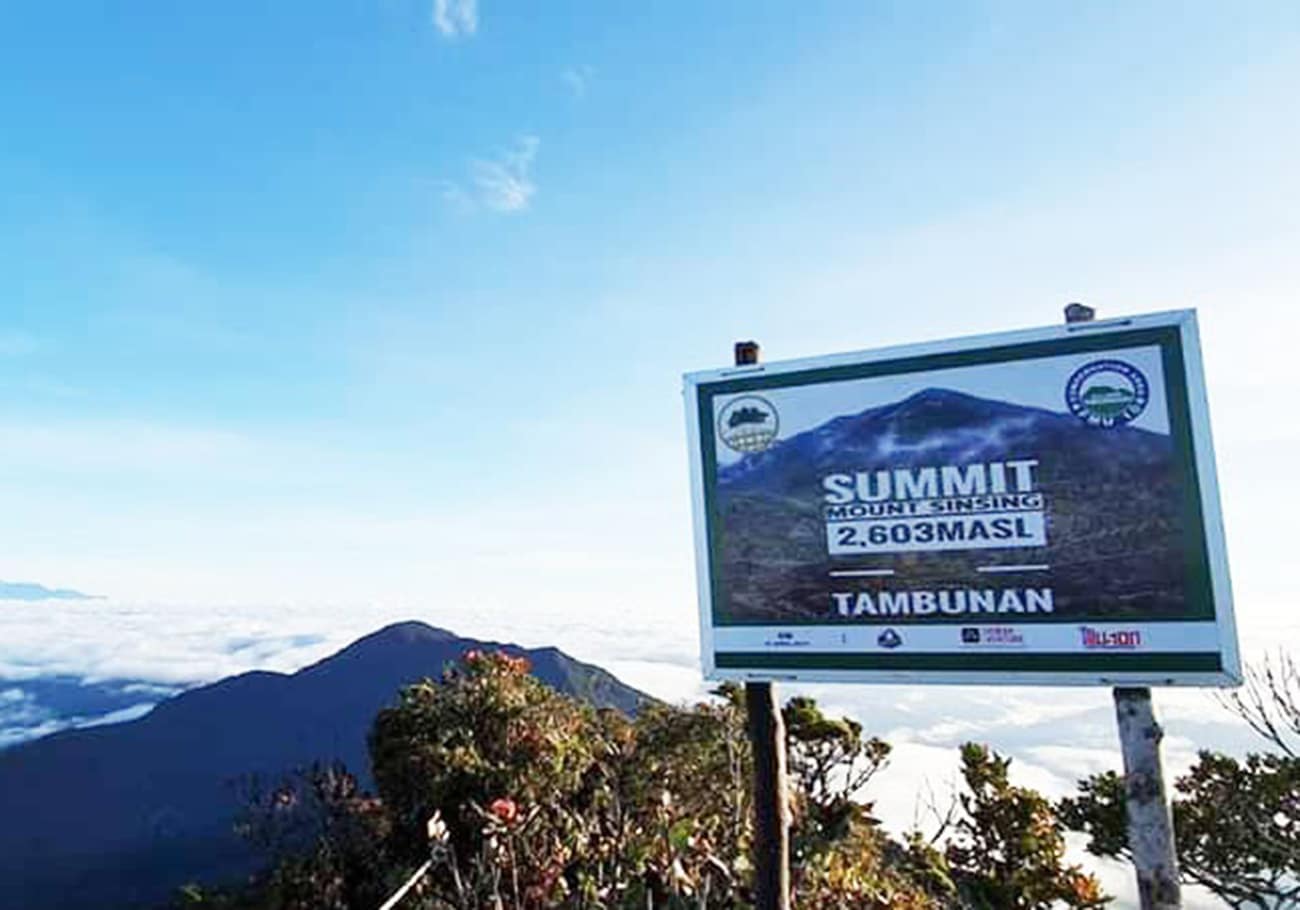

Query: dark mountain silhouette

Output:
[714, 388, 1191, 622]
[0, 621, 651, 910]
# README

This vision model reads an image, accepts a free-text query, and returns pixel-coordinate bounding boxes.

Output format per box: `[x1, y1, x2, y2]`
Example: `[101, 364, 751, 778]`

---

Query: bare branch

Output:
[1217, 651, 1300, 757]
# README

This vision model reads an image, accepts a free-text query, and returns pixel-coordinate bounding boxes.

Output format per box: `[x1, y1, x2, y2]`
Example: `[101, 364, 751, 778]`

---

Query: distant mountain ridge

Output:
[0, 580, 99, 600]
[0, 621, 651, 910]
[718, 387, 1169, 492]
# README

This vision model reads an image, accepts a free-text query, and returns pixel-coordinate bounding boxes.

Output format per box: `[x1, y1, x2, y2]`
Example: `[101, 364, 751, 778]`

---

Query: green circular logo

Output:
[1066, 359, 1149, 427]
[717, 396, 779, 453]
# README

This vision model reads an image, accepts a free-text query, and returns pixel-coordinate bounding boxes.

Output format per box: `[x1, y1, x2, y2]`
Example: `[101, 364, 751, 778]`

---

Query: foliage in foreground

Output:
[1057, 650, 1300, 910]
[173, 649, 1300, 909]
[179, 650, 1109, 909]
[1060, 746, 1300, 908]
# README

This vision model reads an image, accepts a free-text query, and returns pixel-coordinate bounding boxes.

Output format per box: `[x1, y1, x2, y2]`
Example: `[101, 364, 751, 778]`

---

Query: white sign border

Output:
[683, 309, 1241, 688]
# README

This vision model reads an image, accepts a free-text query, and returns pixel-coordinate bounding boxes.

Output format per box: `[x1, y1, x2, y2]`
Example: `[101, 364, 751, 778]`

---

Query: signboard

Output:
[684, 310, 1239, 686]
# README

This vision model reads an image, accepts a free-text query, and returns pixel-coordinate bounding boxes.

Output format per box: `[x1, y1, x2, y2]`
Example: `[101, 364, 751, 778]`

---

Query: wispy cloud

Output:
[562, 65, 594, 99]
[432, 0, 477, 38]
[464, 135, 539, 213]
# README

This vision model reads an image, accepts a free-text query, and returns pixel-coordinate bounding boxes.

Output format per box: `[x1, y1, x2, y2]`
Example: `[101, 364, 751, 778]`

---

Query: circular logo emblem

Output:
[1065, 359, 1149, 427]
[717, 395, 779, 453]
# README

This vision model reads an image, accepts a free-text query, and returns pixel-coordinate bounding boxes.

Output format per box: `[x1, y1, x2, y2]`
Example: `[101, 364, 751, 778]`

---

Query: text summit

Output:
[822, 459, 1041, 506]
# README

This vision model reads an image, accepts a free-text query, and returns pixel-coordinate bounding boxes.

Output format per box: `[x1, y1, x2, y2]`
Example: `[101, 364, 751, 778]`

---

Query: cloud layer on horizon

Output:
[0, 596, 1269, 769]
[0, 594, 1273, 908]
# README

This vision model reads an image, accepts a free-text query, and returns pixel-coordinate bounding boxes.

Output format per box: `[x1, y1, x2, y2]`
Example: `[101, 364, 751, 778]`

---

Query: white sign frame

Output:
[683, 310, 1239, 687]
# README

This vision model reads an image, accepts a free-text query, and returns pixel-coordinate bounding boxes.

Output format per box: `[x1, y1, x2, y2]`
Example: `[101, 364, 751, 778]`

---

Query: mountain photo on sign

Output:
[708, 342, 1197, 626]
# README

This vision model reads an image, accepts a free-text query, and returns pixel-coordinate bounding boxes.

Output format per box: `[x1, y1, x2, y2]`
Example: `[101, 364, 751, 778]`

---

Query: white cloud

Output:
[470, 135, 539, 212]
[1023, 744, 1120, 781]
[438, 136, 541, 215]
[0, 594, 702, 693]
[432, 0, 477, 38]
[80, 703, 158, 727]
[562, 65, 594, 99]
[0, 692, 158, 749]
[470, 135, 535, 211]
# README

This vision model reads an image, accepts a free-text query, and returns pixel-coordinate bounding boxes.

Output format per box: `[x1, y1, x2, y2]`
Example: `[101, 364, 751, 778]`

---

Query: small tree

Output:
[1061, 751, 1300, 909]
[783, 696, 891, 832]
[946, 743, 1108, 910]
[179, 763, 394, 910]
[623, 684, 753, 904]
[369, 649, 620, 906]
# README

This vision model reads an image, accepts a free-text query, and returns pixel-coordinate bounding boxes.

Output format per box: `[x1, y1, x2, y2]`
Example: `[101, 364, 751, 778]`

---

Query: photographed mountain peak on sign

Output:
[684, 310, 1238, 687]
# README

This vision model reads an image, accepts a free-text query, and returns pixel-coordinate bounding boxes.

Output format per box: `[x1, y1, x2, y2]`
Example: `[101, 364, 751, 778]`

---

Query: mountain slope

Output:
[713, 387, 1190, 622]
[0, 621, 650, 910]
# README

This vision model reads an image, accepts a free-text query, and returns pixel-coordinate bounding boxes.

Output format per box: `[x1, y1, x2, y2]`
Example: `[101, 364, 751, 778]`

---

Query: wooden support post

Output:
[734, 339, 791, 910]
[746, 681, 791, 910]
[1064, 304, 1182, 909]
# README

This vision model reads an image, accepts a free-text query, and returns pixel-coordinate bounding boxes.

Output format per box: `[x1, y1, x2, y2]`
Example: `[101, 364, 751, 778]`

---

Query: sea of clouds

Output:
[2, 594, 1291, 908]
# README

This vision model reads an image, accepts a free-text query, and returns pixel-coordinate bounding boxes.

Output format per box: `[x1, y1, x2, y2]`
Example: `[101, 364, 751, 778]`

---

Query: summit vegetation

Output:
[177, 650, 1298, 909]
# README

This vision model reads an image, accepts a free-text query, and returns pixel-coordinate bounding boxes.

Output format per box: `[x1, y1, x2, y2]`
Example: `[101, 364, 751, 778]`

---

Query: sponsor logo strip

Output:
[714, 651, 1224, 672]
[712, 622, 1219, 654]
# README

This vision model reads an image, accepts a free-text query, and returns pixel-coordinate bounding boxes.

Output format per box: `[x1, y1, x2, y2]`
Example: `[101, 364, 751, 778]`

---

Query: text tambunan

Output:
[831, 587, 1055, 617]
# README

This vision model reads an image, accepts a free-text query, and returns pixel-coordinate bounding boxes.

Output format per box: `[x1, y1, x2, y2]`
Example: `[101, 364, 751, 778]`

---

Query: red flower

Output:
[489, 797, 519, 825]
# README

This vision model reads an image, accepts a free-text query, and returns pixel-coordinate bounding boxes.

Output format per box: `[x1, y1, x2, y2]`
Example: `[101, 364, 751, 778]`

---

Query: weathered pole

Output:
[1064, 303, 1182, 909]
[1113, 688, 1182, 908]
[734, 339, 791, 910]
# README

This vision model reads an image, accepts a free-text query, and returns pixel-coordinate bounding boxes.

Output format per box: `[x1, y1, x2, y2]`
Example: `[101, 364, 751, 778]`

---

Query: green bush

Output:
[186, 651, 1108, 909]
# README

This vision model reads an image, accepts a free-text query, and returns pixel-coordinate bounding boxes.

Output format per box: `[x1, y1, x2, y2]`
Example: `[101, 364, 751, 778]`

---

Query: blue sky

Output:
[2, 1, 1298, 635]
[3, 9, 1299, 902]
